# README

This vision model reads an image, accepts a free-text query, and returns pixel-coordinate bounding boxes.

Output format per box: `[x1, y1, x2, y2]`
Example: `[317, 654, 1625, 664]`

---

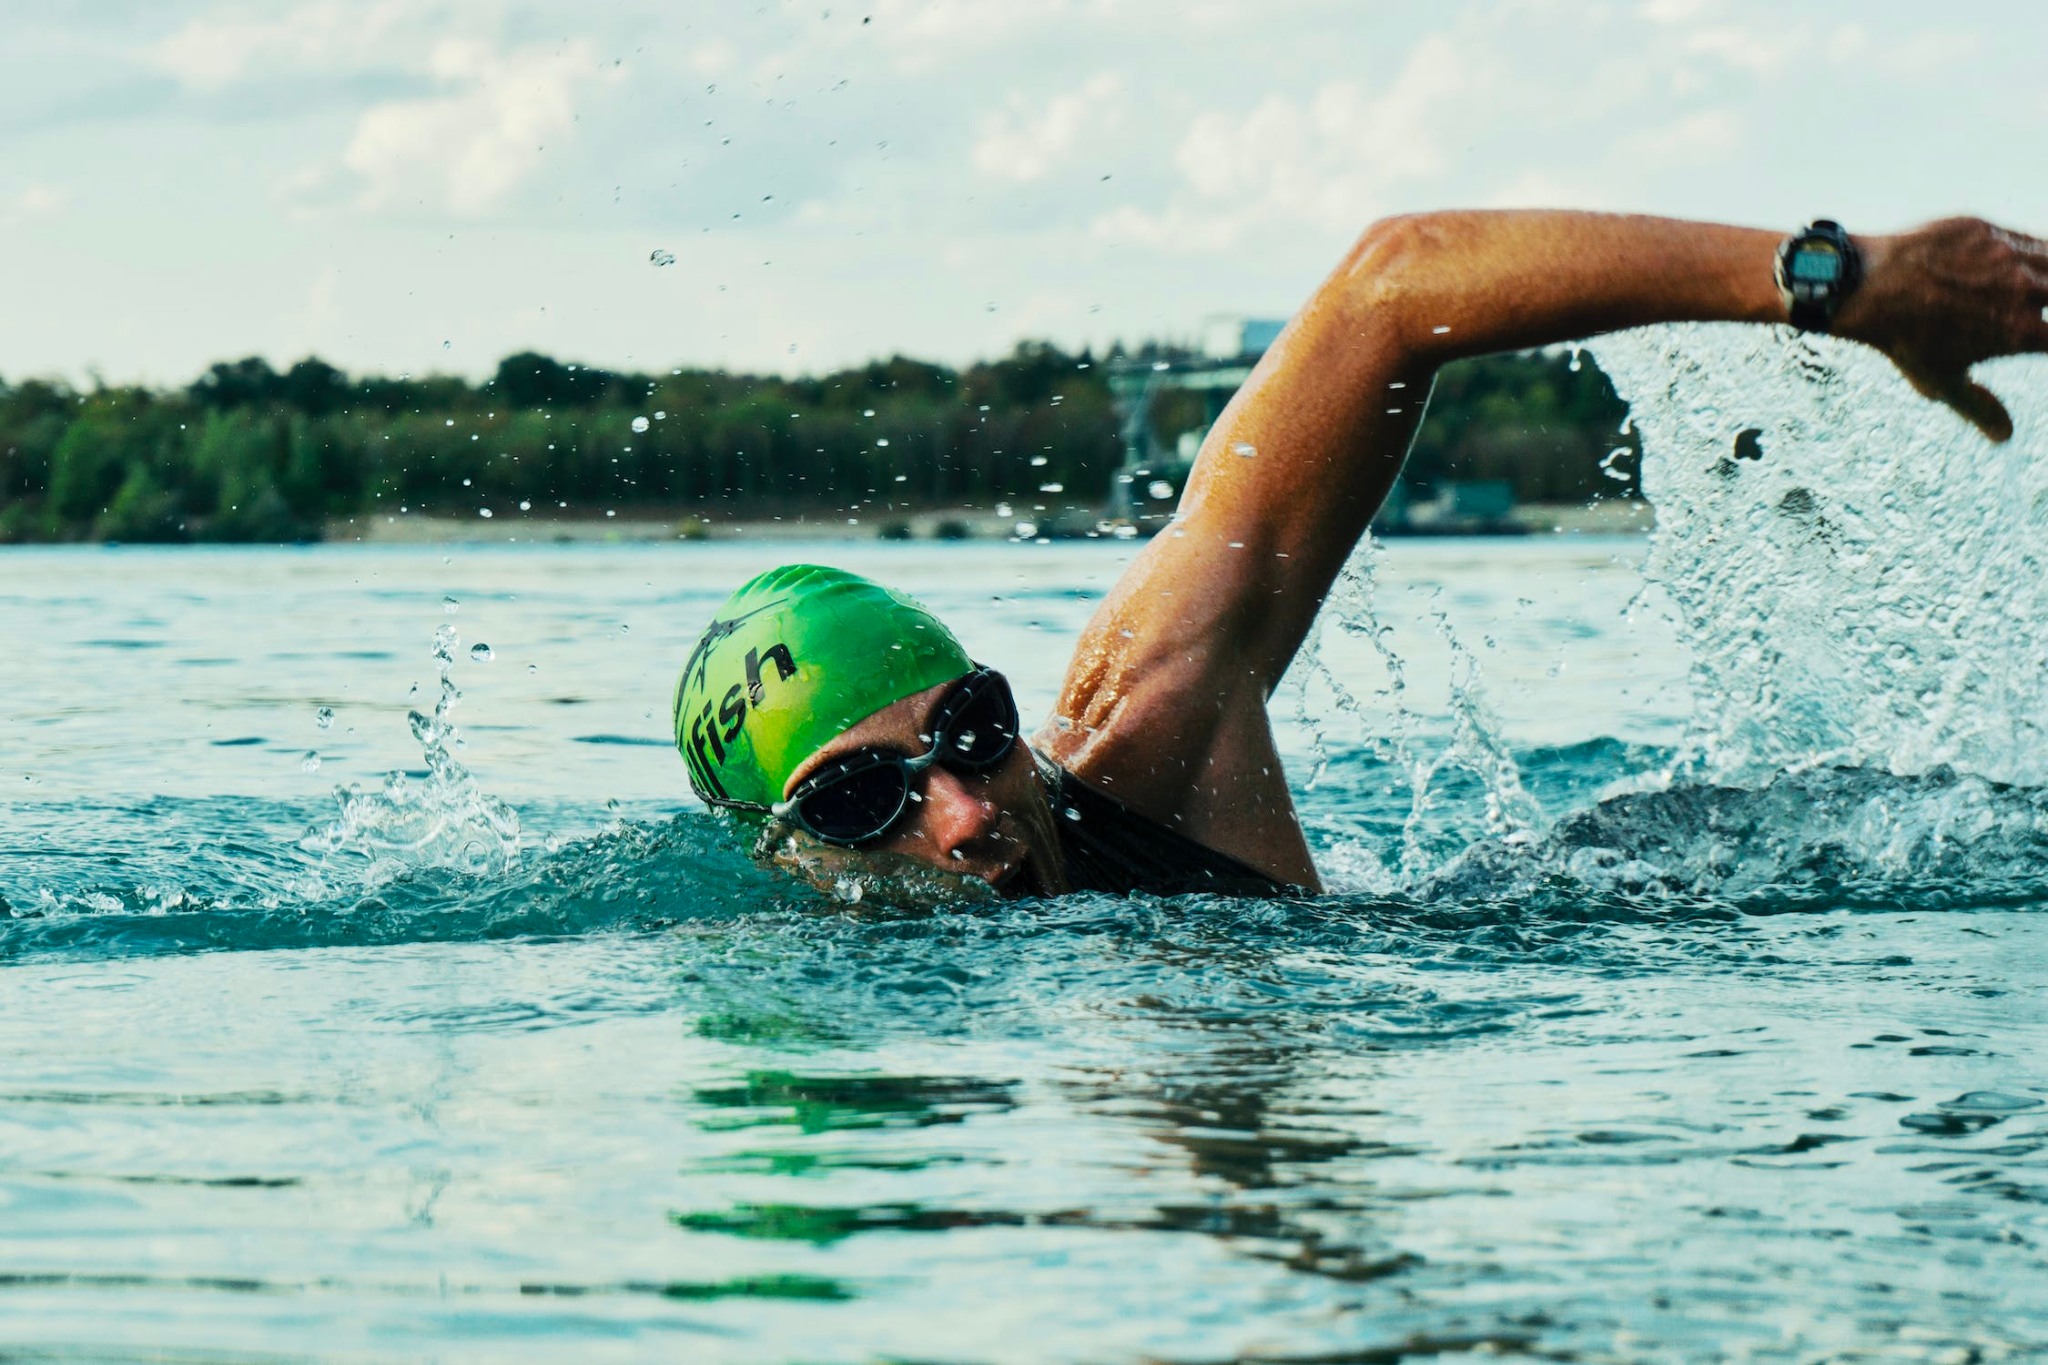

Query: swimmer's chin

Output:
[754, 823, 1011, 910]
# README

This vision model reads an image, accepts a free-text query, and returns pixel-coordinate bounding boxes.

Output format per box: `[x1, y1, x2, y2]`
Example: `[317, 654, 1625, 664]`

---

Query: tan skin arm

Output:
[1035, 210, 2048, 889]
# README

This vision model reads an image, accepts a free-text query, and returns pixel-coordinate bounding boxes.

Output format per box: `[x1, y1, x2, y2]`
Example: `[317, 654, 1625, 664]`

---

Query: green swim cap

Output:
[673, 564, 973, 809]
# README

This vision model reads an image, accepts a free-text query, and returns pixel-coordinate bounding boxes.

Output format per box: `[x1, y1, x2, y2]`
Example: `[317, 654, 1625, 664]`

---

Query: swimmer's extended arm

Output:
[1041, 210, 2048, 886]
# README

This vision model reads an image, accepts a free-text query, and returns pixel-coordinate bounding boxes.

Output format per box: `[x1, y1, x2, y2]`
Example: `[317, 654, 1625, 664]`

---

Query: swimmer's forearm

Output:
[1337, 210, 1789, 362]
[1337, 208, 2043, 442]
[1176, 213, 1794, 584]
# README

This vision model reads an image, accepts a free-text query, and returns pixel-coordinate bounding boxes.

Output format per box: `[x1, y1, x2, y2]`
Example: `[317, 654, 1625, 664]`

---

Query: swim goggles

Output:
[712, 666, 1021, 846]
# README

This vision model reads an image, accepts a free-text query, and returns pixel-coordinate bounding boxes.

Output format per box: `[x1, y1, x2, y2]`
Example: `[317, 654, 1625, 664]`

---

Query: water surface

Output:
[5, 327, 2047, 1362]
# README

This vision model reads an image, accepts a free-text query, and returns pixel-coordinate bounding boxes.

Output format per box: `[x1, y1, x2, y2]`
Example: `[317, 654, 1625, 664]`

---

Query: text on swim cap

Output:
[684, 642, 799, 797]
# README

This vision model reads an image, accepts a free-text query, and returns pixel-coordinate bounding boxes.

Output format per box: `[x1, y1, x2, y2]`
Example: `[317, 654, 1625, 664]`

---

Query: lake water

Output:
[5, 327, 2047, 1361]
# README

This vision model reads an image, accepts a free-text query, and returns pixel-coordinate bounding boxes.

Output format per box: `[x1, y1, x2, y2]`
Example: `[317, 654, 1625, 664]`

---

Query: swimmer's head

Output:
[674, 564, 1067, 898]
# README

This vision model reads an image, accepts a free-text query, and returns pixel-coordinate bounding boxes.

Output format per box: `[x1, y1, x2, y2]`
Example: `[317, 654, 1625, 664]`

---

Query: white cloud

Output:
[1640, 0, 1717, 25]
[146, 0, 431, 89]
[146, 2, 603, 220]
[0, 184, 70, 229]
[972, 73, 1125, 183]
[1616, 108, 1741, 165]
[1096, 32, 1486, 251]
[328, 39, 607, 217]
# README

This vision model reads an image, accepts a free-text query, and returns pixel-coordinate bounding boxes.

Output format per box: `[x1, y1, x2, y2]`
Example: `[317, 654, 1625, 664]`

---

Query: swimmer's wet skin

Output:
[676, 210, 2048, 898]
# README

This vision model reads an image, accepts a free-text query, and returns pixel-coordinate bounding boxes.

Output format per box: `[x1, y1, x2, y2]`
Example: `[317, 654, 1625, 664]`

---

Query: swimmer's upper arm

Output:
[1062, 211, 1800, 711]
[1040, 211, 1802, 870]
[1042, 207, 2046, 879]
[1031, 220, 1436, 878]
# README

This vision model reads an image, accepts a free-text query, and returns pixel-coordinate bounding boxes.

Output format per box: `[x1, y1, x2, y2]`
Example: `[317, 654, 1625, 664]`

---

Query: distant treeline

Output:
[0, 342, 1639, 543]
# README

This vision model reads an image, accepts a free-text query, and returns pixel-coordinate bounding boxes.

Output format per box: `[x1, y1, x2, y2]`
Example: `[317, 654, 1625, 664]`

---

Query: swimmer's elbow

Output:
[1331, 213, 1445, 348]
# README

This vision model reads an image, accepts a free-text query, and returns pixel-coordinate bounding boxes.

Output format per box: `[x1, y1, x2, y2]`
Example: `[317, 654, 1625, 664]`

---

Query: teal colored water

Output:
[5, 328, 2048, 1361]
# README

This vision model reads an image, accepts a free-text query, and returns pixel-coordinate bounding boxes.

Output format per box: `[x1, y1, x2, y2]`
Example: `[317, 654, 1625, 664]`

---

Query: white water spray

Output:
[1593, 325, 2048, 786]
[300, 620, 522, 883]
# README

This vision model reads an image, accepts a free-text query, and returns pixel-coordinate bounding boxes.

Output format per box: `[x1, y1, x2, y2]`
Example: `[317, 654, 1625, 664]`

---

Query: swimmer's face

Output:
[774, 675, 1069, 900]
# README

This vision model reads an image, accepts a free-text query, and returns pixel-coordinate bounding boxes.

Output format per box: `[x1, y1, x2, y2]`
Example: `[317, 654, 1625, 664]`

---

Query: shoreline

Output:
[323, 499, 1655, 545]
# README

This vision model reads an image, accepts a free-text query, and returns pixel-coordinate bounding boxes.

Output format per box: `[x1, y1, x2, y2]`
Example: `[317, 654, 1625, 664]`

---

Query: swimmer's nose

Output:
[918, 765, 1001, 856]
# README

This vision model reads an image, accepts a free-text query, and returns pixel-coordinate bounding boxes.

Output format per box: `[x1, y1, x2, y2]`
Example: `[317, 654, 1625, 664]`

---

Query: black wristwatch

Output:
[1775, 219, 1862, 332]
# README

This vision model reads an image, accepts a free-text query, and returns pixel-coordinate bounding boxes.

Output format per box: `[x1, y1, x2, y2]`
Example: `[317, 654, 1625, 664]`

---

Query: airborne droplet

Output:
[630, 416, 651, 434]
[649, 249, 675, 267]
[470, 643, 494, 663]
[314, 707, 335, 730]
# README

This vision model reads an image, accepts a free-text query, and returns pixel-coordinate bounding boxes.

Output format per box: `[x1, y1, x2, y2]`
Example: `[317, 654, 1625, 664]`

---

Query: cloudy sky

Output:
[3, 0, 2043, 387]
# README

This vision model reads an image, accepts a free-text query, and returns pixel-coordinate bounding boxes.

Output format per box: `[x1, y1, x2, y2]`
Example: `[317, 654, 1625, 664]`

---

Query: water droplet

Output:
[1232, 441, 1257, 458]
[441, 339, 451, 350]
[1030, 455, 1048, 467]
[1147, 480, 1174, 500]
[1063, 806, 1081, 821]
[1431, 325, 1451, 334]
[649, 249, 675, 267]
[619, 623, 630, 635]
[470, 643, 494, 663]
[301, 751, 322, 773]
[527, 663, 538, 674]
[518, 499, 532, 511]
[443, 596, 460, 613]
[315, 707, 335, 729]
[630, 415, 650, 433]
[862, 408, 875, 418]
[478, 507, 493, 518]
[1151, 361, 1169, 372]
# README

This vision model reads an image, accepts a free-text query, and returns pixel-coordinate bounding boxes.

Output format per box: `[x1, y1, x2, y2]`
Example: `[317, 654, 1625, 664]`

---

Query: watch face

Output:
[1790, 244, 1843, 283]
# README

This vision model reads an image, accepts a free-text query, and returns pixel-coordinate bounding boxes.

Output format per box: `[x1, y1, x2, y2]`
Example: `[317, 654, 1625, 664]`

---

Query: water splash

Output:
[1291, 538, 1540, 889]
[1591, 325, 2048, 786]
[300, 620, 521, 884]
[1426, 760, 2048, 908]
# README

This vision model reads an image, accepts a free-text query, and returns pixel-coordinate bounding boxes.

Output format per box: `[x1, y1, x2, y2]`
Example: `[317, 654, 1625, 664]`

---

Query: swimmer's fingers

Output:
[1898, 360, 2015, 444]
[1939, 378, 2016, 444]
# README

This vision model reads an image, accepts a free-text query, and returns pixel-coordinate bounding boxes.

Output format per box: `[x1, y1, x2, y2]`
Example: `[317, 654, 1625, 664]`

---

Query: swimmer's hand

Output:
[1839, 217, 2048, 444]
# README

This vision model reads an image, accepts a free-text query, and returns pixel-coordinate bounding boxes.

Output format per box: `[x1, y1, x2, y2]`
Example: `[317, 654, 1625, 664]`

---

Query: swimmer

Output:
[675, 211, 2048, 897]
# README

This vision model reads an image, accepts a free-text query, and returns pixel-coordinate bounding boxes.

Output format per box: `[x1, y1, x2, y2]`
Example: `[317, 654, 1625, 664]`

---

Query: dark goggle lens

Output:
[788, 670, 1018, 844]
[930, 673, 1018, 770]
[792, 758, 909, 843]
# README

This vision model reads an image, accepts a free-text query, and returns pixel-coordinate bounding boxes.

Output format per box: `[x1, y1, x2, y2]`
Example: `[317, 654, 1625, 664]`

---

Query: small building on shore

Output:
[1106, 315, 1523, 535]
